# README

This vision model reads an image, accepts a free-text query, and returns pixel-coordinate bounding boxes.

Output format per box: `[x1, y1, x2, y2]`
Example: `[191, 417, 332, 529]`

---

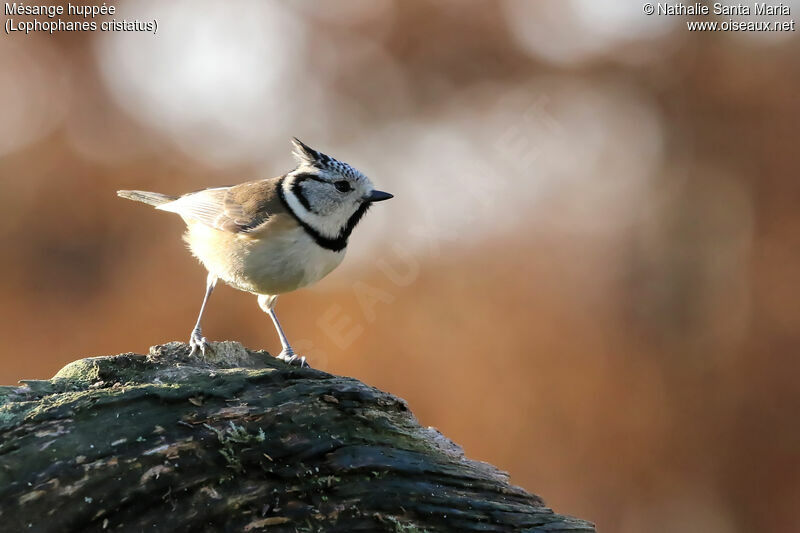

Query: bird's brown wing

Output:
[156, 177, 286, 233]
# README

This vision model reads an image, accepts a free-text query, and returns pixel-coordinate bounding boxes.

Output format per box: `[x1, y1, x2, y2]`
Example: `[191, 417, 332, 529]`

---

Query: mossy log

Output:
[0, 342, 594, 532]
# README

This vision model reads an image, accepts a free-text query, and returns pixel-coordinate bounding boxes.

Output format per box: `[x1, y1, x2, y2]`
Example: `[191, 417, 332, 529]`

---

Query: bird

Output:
[117, 138, 393, 366]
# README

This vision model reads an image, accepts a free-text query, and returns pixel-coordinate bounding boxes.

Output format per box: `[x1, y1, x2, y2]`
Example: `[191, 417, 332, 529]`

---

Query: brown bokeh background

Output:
[2, 1, 799, 531]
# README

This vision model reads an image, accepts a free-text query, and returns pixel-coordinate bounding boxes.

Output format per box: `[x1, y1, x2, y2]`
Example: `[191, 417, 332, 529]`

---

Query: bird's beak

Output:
[365, 190, 393, 202]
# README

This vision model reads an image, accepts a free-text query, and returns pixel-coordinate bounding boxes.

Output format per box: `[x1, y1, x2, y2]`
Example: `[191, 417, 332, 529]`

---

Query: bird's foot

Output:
[277, 349, 308, 368]
[188, 328, 211, 356]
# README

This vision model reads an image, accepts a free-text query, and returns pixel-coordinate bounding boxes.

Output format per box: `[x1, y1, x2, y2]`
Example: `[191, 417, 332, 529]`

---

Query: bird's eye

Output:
[334, 181, 351, 193]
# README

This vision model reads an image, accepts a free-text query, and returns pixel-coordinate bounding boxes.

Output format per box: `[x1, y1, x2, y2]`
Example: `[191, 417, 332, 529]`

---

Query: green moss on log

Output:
[0, 341, 594, 532]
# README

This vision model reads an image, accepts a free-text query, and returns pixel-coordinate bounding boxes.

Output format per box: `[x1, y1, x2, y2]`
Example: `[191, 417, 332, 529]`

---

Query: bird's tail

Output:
[117, 190, 178, 207]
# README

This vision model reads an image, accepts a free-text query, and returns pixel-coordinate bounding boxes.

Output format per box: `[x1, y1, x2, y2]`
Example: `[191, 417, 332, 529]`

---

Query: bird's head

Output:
[282, 138, 392, 243]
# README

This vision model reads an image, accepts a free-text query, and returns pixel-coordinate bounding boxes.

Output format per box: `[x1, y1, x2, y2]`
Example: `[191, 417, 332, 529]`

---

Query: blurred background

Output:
[1, 1, 799, 531]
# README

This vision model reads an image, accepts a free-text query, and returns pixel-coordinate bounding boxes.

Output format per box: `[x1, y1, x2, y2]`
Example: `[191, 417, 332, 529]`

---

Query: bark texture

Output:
[0, 342, 595, 532]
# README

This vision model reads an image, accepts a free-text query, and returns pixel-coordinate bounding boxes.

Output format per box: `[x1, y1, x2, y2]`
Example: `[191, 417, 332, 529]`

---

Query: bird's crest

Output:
[290, 138, 366, 182]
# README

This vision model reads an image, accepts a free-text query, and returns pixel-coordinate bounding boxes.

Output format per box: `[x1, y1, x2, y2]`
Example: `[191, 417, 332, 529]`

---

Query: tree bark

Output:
[0, 341, 595, 532]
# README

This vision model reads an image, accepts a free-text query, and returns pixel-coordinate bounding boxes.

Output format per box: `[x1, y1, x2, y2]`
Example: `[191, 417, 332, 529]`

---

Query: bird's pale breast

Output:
[184, 215, 345, 295]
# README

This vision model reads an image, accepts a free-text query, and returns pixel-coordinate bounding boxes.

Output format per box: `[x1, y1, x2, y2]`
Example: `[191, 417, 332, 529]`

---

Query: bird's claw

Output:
[277, 350, 308, 368]
[189, 329, 210, 357]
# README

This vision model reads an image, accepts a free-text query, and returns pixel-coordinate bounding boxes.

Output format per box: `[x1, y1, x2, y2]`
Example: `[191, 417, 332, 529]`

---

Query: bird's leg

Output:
[189, 273, 217, 356]
[257, 294, 307, 367]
